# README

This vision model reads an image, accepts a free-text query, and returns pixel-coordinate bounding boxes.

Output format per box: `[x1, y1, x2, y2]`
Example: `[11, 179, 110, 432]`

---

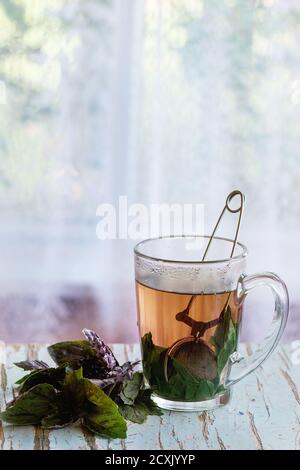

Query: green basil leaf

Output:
[47, 340, 97, 365]
[48, 341, 107, 378]
[119, 372, 143, 405]
[17, 367, 66, 393]
[141, 333, 167, 388]
[41, 409, 75, 429]
[119, 402, 149, 424]
[137, 389, 162, 417]
[210, 305, 232, 353]
[59, 368, 127, 438]
[62, 368, 86, 413]
[216, 324, 237, 375]
[0, 384, 57, 425]
[82, 379, 127, 438]
[119, 388, 162, 424]
[210, 305, 238, 374]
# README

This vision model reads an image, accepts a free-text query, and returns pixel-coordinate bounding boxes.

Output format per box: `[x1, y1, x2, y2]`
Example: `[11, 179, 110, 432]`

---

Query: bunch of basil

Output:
[0, 329, 162, 439]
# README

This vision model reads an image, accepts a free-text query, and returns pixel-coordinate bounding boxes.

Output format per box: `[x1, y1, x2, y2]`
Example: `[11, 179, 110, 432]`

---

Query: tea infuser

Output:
[164, 190, 245, 382]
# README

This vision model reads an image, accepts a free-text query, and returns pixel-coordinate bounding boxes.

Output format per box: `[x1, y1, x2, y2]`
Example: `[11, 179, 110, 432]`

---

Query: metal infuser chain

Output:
[164, 190, 245, 382]
[175, 190, 245, 339]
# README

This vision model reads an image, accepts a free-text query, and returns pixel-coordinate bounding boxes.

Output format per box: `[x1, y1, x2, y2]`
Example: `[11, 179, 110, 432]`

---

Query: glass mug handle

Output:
[226, 272, 289, 387]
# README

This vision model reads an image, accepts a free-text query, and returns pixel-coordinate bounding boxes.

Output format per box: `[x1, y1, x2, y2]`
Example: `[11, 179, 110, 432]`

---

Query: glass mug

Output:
[134, 235, 289, 412]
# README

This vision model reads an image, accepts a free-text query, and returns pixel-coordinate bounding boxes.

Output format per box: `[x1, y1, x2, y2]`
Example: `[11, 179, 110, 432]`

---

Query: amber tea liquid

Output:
[136, 281, 242, 402]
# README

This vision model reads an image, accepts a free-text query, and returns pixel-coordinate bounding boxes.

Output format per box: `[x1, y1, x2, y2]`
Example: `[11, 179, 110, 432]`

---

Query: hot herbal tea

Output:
[136, 281, 242, 402]
[134, 195, 288, 412]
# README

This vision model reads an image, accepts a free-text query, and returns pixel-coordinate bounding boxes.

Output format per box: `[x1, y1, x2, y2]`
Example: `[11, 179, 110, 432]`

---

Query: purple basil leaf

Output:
[15, 360, 50, 371]
[82, 329, 118, 370]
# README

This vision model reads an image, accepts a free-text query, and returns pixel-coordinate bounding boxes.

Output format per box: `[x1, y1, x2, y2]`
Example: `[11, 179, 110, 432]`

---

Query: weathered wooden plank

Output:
[0, 342, 299, 450]
[200, 344, 300, 450]
[0, 344, 37, 450]
[251, 344, 300, 450]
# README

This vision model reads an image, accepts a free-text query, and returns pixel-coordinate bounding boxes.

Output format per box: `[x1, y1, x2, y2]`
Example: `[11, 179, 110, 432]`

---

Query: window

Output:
[0, 0, 299, 341]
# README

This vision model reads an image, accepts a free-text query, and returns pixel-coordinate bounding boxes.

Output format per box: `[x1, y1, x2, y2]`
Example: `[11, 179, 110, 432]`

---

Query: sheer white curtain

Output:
[0, 0, 299, 341]
[0, 0, 143, 340]
[138, 0, 300, 340]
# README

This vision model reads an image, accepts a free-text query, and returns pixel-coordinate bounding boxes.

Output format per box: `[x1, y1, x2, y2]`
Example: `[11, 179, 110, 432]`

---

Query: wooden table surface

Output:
[0, 342, 299, 450]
